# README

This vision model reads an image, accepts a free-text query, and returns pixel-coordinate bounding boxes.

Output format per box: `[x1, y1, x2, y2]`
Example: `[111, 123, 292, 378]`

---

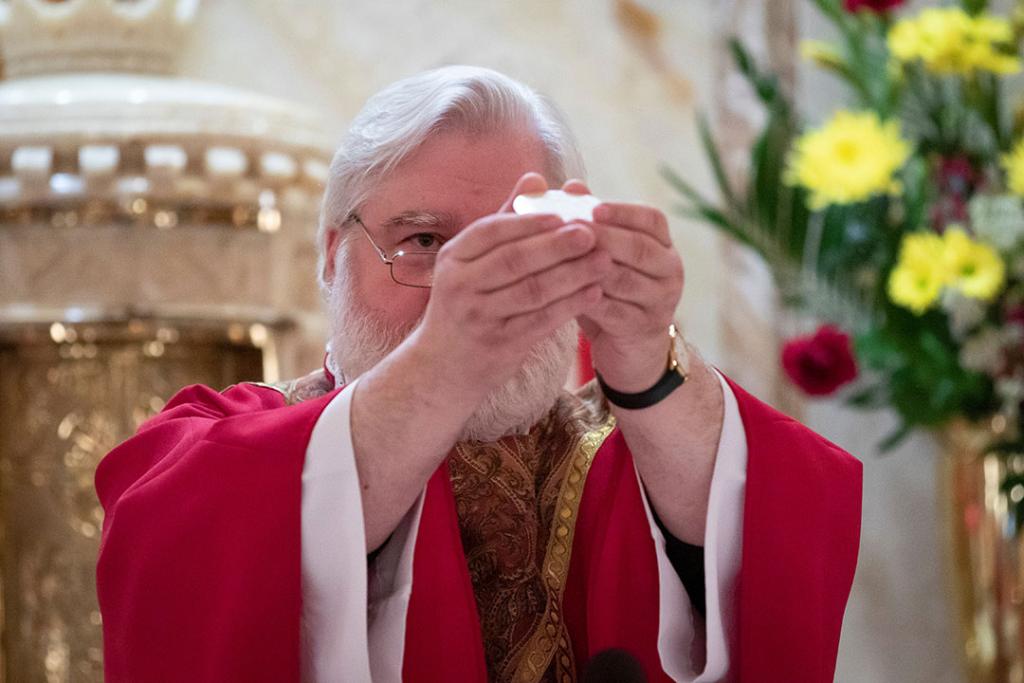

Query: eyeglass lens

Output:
[391, 252, 437, 287]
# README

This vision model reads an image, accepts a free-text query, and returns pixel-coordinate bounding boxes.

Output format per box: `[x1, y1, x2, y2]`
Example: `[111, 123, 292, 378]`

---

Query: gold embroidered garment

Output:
[448, 386, 614, 683]
[250, 371, 615, 682]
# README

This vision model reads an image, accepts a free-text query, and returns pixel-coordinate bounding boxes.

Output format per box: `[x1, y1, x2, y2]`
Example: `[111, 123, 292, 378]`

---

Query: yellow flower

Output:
[887, 232, 948, 314]
[786, 110, 910, 210]
[887, 229, 1007, 314]
[888, 8, 1021, 76]
[943, 227, 1006, 301]
[1002, 138, 1024, 196]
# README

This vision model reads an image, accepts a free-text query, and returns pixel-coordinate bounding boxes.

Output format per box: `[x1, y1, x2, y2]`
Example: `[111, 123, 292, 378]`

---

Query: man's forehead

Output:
[364, 128, 549, 228]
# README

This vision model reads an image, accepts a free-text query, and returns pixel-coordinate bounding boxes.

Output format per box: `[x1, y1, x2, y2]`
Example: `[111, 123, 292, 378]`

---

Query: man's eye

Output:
[405, 233, 442, 250]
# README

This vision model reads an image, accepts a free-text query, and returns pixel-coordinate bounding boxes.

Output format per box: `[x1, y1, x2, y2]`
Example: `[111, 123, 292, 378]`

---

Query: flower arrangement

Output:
[666, 0, 1024, 451]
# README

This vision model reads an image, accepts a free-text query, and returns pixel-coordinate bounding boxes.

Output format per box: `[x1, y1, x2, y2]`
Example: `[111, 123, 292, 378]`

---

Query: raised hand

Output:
[560, 180, 685, 393]
[412, 172, 612, 399]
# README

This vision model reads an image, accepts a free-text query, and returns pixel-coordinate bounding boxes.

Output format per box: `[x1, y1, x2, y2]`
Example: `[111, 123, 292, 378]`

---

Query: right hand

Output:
[410, 172, 612, 399]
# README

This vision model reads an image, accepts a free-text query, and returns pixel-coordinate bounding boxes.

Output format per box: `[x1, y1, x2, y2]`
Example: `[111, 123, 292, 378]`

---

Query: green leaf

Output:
[673, 205, 738, 234]
[809, 0, 843, 22]
[729, 38, 781, 105]
[855, 329, 904, 370]
[879, 421, 913, 452]
[697, 113, 741, 211]
[659, 164, 707, 205]
[961, 0, 989, 15]
[846, 383, 889, 408]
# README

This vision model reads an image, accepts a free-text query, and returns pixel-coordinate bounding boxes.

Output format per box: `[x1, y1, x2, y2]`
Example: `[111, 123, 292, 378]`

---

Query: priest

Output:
[96, 65, 862, 683]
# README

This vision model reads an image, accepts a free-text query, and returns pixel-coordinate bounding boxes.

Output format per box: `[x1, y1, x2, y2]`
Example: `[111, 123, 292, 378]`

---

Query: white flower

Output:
[941, 288, 987, 339]
[969, 194, 1024, 251]
[960, 326, 1008, 374]
[996, 374, 1024, 422]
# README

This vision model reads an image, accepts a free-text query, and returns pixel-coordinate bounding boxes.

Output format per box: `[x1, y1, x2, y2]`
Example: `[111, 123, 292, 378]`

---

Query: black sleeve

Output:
[652, 508, 706, 619]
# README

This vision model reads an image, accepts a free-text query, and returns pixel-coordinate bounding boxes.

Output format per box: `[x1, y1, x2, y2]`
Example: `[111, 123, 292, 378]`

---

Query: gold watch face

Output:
[668, 323, 689, 375]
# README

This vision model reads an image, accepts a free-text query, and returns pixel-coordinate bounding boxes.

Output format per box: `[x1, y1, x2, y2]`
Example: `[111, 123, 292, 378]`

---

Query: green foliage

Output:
[810, 0, 901, 115]
[664, 0, 1023, 455]
[962, 0, 990, 16]
[855, 307, 997, 447]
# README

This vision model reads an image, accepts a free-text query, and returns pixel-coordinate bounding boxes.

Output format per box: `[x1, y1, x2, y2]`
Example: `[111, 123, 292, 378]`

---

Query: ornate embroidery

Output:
[247, 372, 614, 682]
[449, 383, 614, 683]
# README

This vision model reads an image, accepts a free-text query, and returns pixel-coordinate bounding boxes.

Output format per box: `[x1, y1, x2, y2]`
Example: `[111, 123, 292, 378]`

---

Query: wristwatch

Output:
[595, 323, 690, 410]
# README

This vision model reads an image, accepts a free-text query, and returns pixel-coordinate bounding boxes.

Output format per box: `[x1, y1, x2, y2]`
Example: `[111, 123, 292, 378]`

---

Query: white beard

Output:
[326, 248, 577, 443]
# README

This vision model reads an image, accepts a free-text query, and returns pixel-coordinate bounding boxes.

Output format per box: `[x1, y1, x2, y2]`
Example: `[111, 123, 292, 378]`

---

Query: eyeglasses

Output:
[346, 213, 444, 289]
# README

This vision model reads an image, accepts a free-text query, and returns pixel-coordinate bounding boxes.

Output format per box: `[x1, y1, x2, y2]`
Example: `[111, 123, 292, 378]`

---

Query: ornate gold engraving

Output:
[0, 317, 268, 683]
[513, 412, 615, 683]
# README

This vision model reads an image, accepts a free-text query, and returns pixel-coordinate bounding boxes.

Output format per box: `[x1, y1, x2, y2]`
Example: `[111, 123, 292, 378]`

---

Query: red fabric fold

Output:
[95, 374, 861, 682]
[96, 383, 338, 683]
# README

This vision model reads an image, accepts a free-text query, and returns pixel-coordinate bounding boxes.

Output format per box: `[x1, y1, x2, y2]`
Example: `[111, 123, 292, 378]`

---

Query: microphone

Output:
[581, 648, 648, 683]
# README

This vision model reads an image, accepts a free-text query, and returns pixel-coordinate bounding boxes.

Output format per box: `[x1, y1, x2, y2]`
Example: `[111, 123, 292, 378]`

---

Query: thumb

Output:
[499, 172, 549, 213]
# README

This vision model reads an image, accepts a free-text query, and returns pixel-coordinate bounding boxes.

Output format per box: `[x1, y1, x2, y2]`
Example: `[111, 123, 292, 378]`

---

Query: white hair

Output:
[316, 64, 586, 293]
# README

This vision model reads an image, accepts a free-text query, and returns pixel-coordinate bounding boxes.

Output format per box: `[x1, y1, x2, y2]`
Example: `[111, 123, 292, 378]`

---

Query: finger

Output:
[561, 178, 592, 195]
[501, 283, 603, 341]
[499, 172, 549, 213]
[484, 250, 612, 317]
[591, 222, 680, 278]
[445, 211, 562, 261]
[598, 263, 673, 307]
[592, 202, 672, 247]
[465, 223, 597, 290]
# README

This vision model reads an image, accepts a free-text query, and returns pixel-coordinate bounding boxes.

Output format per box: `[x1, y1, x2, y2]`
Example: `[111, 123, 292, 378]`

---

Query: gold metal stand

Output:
[0, 311, 289, 682]
[944, 422, 1024, 683]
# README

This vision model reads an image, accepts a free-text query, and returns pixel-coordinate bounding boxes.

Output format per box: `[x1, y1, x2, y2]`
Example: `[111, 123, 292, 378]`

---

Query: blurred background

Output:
[0, 0, 1005, 681]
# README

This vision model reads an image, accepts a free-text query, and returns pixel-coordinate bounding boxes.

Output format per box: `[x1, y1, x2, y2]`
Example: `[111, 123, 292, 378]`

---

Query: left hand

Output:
[561, 179, 685, 393]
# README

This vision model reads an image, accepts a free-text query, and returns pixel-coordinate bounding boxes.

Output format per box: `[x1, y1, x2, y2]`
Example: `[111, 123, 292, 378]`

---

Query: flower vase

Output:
[943, 420, 1024, 682]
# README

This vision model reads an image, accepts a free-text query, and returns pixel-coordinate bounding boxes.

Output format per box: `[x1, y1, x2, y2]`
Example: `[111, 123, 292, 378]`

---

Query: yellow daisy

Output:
[888, 8, 1021, 76]
[888, 232, 948, 314]
[943, 227, 1006, 301]
[1002, 138, 1024, 197]
[786, 110, 910, 210]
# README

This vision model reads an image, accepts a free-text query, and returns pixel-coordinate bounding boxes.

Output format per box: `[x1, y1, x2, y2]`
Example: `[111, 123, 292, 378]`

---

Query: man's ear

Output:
[323, 229, 343, 285]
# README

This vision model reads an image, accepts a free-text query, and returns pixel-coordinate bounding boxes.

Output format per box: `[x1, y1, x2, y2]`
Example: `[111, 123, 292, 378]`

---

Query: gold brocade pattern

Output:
[0, 319, 265, 683]
[449, 384, 614, 683]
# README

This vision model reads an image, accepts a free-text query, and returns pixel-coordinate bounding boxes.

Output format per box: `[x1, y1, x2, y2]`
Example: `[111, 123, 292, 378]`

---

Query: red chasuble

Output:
[96, 374, 861, 682]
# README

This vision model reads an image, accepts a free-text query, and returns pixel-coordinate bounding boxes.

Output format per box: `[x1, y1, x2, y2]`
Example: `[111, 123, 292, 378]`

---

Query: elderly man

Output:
[96, 66, 861, 683]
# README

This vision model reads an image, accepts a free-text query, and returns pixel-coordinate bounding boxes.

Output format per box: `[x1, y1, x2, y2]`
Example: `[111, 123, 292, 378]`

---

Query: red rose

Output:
[843, 0, 905, 13]
[782, 325, 859, 396]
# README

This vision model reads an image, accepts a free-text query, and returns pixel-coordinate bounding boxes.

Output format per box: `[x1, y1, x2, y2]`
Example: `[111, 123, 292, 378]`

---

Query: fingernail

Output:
[566, 225, 595, 244]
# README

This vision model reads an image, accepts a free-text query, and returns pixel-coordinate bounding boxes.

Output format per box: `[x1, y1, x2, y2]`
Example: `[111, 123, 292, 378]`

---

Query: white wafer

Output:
[512, 189, 602, 222]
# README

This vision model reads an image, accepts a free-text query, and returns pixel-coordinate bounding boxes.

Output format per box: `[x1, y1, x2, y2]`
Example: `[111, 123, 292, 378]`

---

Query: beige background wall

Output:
[181, 0, 725, 362]
[176, 1, 961, 680]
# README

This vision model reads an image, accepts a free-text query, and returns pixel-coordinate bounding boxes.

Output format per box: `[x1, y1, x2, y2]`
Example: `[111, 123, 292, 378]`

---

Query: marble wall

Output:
[173, 1, 962, 680]
[180, 0, 727, 365]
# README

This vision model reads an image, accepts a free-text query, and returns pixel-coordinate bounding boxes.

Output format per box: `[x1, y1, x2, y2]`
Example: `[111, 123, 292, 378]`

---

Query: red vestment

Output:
[96, 374, 861, 682]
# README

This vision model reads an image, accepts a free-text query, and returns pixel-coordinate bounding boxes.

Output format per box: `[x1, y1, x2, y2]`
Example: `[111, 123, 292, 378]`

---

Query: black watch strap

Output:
[595, 367, 686, 410]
